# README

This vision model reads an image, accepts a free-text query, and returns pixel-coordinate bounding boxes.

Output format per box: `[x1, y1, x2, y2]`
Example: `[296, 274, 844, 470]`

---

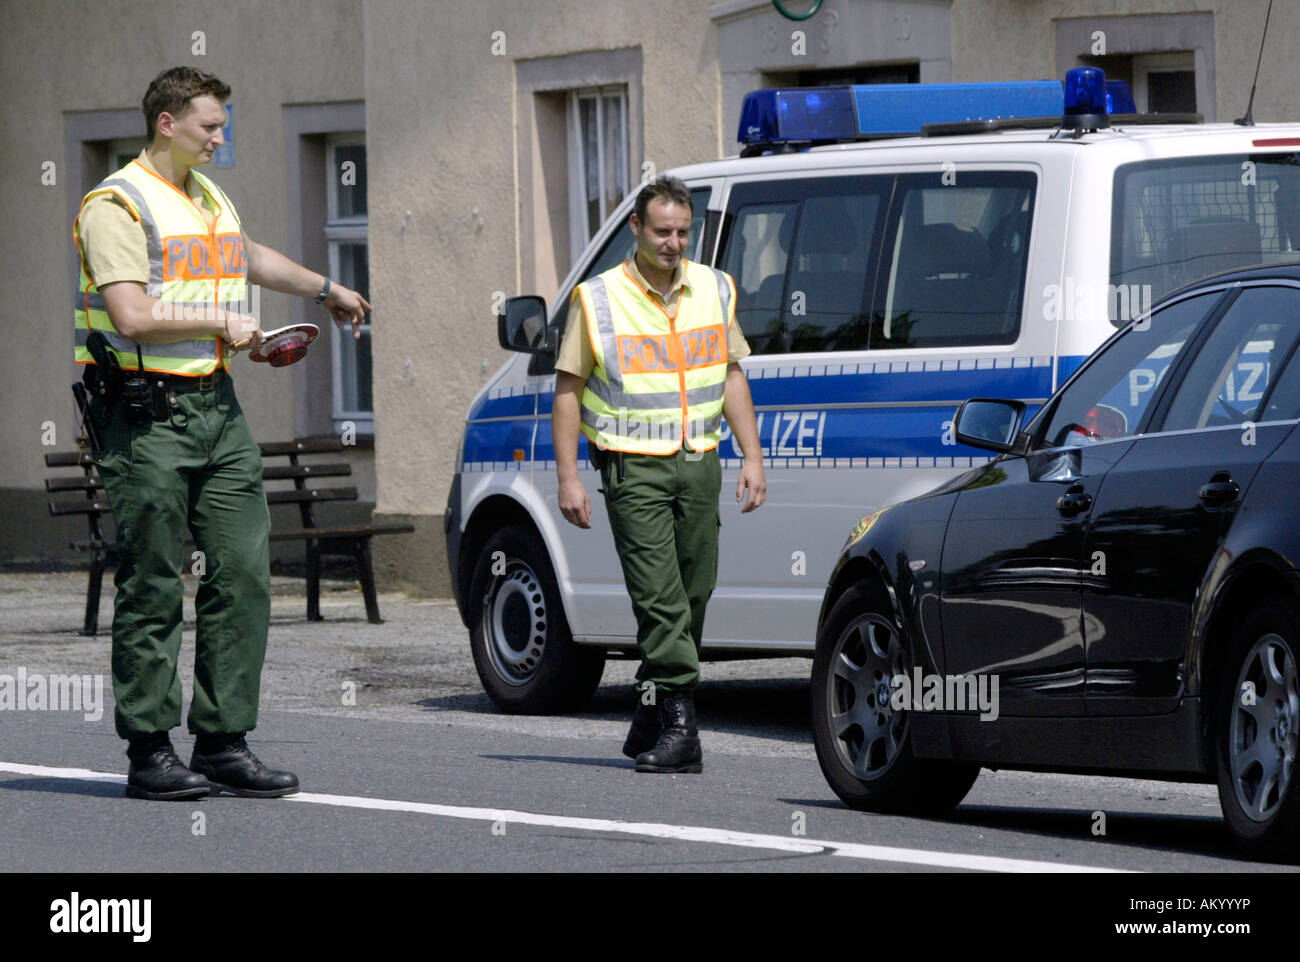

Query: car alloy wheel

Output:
[811, 583, 979, 815]
[1228, 632, 1299, 823]
[827, 610, 909, 779]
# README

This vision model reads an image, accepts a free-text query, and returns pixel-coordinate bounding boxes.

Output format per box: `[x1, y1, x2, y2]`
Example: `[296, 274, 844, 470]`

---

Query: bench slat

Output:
[50, 500, 112, 517]
[265, 486, 359, 505]
[46, 477, 103, 493]
[45, 451, 94, 467]
[262, 463, 352, 481]
[268, 523, 416, 542]
[259, 438, 345, 456]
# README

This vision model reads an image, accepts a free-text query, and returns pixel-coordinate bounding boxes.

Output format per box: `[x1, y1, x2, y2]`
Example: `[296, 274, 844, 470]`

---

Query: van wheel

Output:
[1214, 597, 1300, 862]
[811, 583, 979, 815]
[468, 525, 604, 714]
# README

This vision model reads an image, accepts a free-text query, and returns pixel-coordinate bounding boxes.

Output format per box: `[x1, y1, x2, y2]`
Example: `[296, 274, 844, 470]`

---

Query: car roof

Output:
[668, 122, 1300, 181]
[1162, 260, 1300, 302]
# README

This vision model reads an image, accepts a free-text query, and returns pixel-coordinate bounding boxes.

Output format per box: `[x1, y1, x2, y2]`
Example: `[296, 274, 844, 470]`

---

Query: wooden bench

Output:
[46, 437, 414, 635]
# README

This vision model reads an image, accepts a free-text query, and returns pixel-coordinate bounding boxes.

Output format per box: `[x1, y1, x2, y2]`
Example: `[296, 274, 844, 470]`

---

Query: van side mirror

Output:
[954, 398, 1027, 454]
[498, 295, 553, 355]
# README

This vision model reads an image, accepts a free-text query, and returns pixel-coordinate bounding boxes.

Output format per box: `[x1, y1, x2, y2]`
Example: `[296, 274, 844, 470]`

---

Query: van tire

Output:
[468, 525, 605, 714]
[811, 583, 979, 815]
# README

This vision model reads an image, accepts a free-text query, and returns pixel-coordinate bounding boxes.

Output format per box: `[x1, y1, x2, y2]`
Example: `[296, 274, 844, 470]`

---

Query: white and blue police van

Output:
[446, 67, 1300, 712]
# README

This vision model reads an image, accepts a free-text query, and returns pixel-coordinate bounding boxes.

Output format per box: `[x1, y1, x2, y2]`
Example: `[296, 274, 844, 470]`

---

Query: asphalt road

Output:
[0, 570, 1294, 875]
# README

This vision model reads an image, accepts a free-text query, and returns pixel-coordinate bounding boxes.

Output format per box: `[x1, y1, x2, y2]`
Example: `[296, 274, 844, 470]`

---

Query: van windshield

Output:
[1111, 153, 1300, 323]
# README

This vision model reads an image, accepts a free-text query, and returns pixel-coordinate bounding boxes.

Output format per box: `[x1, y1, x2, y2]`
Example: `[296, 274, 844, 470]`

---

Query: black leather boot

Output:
[622, 698, 661, 759]
[190, 733, 299, 798]
[635, 691, 703, 773]
[126, 732, 211, 801]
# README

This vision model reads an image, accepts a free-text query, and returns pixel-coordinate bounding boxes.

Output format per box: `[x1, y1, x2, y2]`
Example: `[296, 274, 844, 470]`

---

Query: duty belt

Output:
[154, 369, 226, 393]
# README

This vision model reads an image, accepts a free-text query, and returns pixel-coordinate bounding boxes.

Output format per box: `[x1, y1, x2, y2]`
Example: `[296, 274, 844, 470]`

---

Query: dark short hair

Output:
[633, 175, 693, 223]
[142, 67, 231, 143]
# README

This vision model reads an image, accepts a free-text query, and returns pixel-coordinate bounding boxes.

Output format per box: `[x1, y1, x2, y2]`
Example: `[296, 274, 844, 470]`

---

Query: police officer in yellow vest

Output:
[74, 67, 371, 800]
[554, 176, 766, 773]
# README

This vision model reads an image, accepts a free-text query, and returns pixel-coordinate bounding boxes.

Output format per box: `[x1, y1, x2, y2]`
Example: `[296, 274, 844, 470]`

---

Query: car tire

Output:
[811, 583, 979, 815]
[1213, 596, 1300, 862]
[468, 524, 605, 714]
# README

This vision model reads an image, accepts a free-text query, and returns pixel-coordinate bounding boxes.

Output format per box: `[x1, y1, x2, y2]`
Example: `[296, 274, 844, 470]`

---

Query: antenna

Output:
[1235, 0, 1274, 126]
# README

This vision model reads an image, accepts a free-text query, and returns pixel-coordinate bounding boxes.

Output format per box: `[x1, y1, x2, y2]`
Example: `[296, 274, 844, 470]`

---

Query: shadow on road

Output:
[414, 675, 814, 746]
[0, 776, 124, 799]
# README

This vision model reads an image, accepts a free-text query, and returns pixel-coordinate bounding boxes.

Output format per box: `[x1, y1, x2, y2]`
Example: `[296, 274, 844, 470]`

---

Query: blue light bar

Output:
[738, 81, 1065, 147]
[852, 81, 1064, 137]
[738, 87, 858, 146]
[1106, 80, 1137, 114]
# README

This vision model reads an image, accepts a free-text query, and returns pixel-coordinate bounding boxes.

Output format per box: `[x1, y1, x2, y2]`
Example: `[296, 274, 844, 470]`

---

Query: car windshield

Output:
[1111, 154, 1300, 321]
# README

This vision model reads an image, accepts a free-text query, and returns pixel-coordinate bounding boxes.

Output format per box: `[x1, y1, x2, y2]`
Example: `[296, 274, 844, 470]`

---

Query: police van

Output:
[446, 68, 1300, 712]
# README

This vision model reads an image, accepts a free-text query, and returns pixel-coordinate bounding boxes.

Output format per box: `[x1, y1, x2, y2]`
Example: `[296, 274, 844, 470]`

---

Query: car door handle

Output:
[1199, 476, 1240, 506]
[1057, 484, 1092, 517]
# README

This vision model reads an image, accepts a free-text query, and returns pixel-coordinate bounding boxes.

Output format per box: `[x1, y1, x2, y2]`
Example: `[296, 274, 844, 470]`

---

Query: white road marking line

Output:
[0, 761, 1124, 872]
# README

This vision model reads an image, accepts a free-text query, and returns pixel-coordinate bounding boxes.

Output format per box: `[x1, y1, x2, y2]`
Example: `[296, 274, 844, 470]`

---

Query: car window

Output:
[719, 176, 889, 354]
[1159, 286, 1300, 431]
[1038, 292, 1218, 448]
[874, 171, 1035, 349]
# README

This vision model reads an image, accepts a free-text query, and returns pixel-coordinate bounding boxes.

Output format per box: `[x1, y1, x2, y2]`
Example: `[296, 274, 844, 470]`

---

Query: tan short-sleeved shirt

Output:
[78, 150, 250, 287]
[555, 257, 750, 379]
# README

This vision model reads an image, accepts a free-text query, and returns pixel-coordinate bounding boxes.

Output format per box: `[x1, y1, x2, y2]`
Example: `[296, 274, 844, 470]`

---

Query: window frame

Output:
[566, 85, 630, 265]
[324, 132, 372, 434]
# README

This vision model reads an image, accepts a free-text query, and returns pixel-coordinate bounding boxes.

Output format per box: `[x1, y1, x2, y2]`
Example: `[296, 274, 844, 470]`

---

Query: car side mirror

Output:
[498, 295, 553, 355]
[954, 398, 1027, 455]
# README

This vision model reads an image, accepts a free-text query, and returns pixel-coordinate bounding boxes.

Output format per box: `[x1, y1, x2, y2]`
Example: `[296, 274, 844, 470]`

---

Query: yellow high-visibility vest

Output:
[73, 158, 247, 375]
[576, 259, 734, 455]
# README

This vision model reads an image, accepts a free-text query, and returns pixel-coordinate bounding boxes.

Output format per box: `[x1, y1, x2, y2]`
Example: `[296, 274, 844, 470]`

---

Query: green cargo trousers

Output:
[600, 447, 722, 693]
[92, 374, 271, 740]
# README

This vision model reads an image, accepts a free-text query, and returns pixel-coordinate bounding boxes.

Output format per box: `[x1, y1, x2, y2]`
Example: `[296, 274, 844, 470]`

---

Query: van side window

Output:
[719, 177, 888, 354]
[1112, 155, 1300, 314]
[874, 171, 1036, 349]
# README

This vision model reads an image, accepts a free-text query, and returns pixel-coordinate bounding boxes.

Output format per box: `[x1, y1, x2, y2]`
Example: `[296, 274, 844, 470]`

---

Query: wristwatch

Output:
[314, 277, 332, 304]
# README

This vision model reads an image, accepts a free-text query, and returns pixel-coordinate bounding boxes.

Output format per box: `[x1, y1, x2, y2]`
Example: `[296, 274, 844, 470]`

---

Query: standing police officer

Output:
[552, 176, 766, 773]
[74, 67, 370, 799]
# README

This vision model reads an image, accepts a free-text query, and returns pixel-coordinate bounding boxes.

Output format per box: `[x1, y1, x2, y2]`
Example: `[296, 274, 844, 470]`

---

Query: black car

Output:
[812, 264, 1300, 860]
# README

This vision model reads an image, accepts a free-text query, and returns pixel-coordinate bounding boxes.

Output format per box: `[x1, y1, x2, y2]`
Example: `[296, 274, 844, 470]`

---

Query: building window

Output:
[107, 137, 147, 175]
[325, 134, 371, 434]
[1059, 13, 1214, 122]
[1133, 53, 1196, 114]
[566, 86, 629, 264]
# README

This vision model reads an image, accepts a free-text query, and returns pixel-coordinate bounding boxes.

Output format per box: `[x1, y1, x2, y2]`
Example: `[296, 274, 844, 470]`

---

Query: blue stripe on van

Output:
[530, 403, 1045, 465]
[468, 392, 536, 421]
[743, 361, 1053, 406]
[463, 418, 535, 466]
[472, 357, 1084, 464]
